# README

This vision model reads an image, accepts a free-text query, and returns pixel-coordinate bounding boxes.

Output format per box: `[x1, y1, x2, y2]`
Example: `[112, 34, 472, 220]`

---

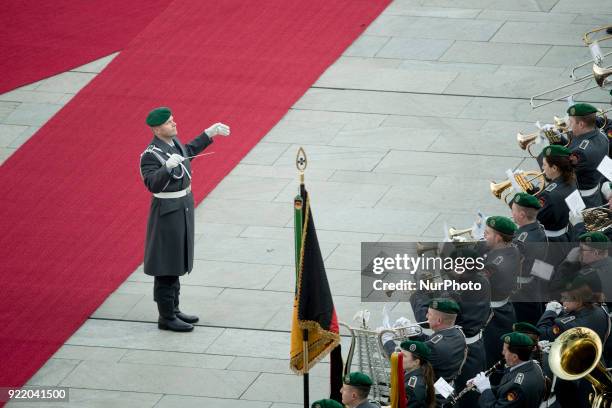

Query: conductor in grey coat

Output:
[139, 107, 230, 332]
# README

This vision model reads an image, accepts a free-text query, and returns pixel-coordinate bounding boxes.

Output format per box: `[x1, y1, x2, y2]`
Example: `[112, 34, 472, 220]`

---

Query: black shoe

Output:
[607, 27, 612, 35]
[158, 316, 194, 332]
[176, 311, 199, 324]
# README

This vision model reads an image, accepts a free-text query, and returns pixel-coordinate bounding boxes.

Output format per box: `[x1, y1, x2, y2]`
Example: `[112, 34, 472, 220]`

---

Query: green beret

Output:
[486, 215, 517, 236]
[400, 340, 431, 361]
[542, 144, 571, 158]
[311, 399, 343, 408]
[512, 192, 541, 210]
[429, 298, 460, 315]
[501, 332, 534, 347]
[567, 103, 598, 117]
[146, 107, 172, 127]
[561, 276, 590, 293]
[579, 231, 610, 244]
[512, 322, 540, 337]
[343, 372, 372, 388]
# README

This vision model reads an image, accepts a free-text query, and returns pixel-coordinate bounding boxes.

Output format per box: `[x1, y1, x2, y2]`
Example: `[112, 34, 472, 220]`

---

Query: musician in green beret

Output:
[469, 332, 545, 408]
[340, 372, 377, 408]
[510, 192, 548, 325]
[140, 107, 230, 332]
[400, 340, 435, 408]
[311, 399, 343, 408]
[566, 102, 608, 208]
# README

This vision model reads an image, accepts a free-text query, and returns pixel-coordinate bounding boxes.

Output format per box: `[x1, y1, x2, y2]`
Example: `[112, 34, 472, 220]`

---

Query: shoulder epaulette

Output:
[430, 334, 443, 344]
[545, 183, 557, 192]
[408, 376, 417, 388]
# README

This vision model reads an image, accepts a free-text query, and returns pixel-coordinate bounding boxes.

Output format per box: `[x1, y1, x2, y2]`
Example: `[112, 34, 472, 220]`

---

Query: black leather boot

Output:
[158, 316, 194, 332]
[175, 310, 199, 324]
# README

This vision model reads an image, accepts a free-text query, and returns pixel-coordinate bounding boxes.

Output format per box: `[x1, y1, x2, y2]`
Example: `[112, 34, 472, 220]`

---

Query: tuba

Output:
[582, 205, 612, 232]
[548, 327, 612, 408]
[490, 171, 545, 203]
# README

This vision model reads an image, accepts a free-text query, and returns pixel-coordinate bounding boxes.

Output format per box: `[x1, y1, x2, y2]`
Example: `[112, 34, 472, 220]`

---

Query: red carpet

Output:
[0, 0, 172, 94]
[0, 0, 390, 390]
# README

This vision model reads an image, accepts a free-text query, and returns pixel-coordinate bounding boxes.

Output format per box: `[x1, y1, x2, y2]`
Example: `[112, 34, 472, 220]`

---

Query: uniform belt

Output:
[517, 276, 534, 284]
[490, 298, 509, 308]
[540, 394, 555, 408]
[579, 184, 600, 197]
[153, 186, 191, 199]
[465, 331, 482, 345]
[545, 226, 568, 238]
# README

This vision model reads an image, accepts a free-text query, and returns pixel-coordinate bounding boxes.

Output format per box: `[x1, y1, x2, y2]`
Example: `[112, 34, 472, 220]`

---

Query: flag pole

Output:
[294, 147, 309, 408]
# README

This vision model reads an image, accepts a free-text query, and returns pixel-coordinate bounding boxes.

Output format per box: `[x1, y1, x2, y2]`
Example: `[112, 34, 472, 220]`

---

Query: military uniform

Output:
[537, 305, 609, 342]
[140, 107, 219, 330]
[405, 367, 427, 408]
[478, 360, 546, 408]
[512, 221, 548, 325]
[567, 128, 608, 208]
[482, 246, 520, 369]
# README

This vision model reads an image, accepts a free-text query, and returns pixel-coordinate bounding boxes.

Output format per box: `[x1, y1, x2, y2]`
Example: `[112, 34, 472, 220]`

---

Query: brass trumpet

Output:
[517, 118, 572, 157]
[490, 171, 545, 203]
[448, 227, 474, 242]
[378, 321, 429, 358]
[548, 327, 612, 408]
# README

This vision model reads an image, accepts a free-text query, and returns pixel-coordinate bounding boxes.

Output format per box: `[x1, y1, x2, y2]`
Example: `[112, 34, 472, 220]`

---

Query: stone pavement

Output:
[3, 1, 611, 406]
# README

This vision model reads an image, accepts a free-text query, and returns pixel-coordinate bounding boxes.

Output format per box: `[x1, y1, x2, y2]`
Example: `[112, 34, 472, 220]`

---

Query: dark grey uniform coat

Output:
[567, 128, 608, 208]
[479, 360, 546, 408]
[140, 133, 213, 276]
[405, 367, 428, 408]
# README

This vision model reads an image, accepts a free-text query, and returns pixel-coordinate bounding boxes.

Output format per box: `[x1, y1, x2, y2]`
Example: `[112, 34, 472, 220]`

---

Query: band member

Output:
[140, 107, 230, 332]
[481, 216, 521, 370]
[385, 298, 467, 388]
[340, 372, 378, 408]
[510, 193, 548, 325]
[535, 145, 577, 266]
[565, 103, 609, 208]
[400, 340, 435, 408]
[311, 400, 343, 408]
[469, 332, 546, 407]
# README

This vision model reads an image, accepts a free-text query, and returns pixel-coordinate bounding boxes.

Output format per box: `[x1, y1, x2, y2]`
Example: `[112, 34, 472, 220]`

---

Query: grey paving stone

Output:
[552, 0, 612, 13]
[334, 56, 403, 69]
[273, 143, 389, 172]
[52, 345, 127, 362]
[537, 45, 597, 68]
[241, 142, 291, 165]
[366, 15, 503, 41]
[270, 404, 302, 408]
[239, 226, 381, 246]
[376, 177, 510, 215]
[195, 198, 293, 227]
[274, 179, 390, 208]
[186, 259, 281, 289]
[72, 53, 118, 73]
[91, 292, 145, 319]
[329, 170, 435, 187]
[440, 41, 550, 65]
[208, 175, 292, 202]
[343, 35, 390, 57]
[398, 60, 500, 74]
[6, 388, 162, 408]
[0, 147, 17, 163]
[229, 163, 334, 181]
[155, 395, 271, 408]
[374, 150, 523, 179]
[331, 126, 440, 151]
[26, 359, 80, 386]
[240, 373, 328, 404]
[35, 72, 96, 94]
[8, 125, 39, 148]
[491, 21, 595, 46]
[477, 10, 577, 23]
[206, 328, 290, 359]
[381, 114, 485, 131]
[66, 320, 224, 353]
[385, 3, 482, 18]
[263, 119, 344, 145]
[3, 102, 62, 126]
[324, 243, 362, 272]
[189, 221, 246, 238]
[294, 89, 472, 118]
[119, 349, 233, 369]
[0, 101, 19, 121]
[283, 109, 386, 130]
[457, 96, 567, 122]
[60, 361, 258, 399]
[376, 38, 455, 60]
[315, 64, 457, 93]
[423, 0, 557, 12]
[421, 211, 494, 238]
[571, 14, 612, 27]
[265, 265, 361, 298]
[0, 124, 28, 147]
[226, 356, 330, 376]
[0, 90, 68, 104]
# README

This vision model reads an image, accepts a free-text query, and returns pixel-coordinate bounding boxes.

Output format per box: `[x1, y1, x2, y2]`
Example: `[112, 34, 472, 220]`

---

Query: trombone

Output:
[530, 64, 612, 109]
[570, 26, 612, 79]
[490, 171, 546, 203]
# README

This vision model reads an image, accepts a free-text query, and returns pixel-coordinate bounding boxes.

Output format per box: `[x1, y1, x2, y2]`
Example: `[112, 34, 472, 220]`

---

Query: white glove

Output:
[545, 301, 563, 315]
[565, 246, 581, 263]
[205, 122, 230, 137]
[569, 210, 584, 226]
[165, 153, 185, 169]
[393, 317, 412, 328]
[378, 327, 395, 345]
[471, 372, 491, 393]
